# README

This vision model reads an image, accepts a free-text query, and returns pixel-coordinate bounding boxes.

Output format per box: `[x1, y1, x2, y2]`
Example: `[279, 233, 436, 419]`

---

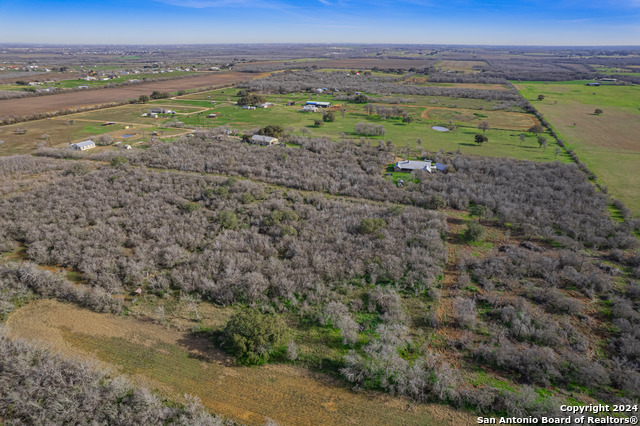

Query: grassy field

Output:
[0, 85, 565, 163]
[165, 89, 564, 162]
[5, 300, 475, 426]
[515, 80, 640, 215]
[0, 115, 187, 155]
[0, 71, 200, 91]
[434, 60, 488, 73]
[423, 107, 538, 131]
[401, 76, 509, 91]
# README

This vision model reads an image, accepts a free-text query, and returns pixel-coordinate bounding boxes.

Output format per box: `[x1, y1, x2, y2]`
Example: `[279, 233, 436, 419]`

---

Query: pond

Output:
[431, 126, 450, 132]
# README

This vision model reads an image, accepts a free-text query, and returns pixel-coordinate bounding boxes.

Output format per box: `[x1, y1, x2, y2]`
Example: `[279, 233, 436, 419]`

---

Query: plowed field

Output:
[0, 72, 264, 118]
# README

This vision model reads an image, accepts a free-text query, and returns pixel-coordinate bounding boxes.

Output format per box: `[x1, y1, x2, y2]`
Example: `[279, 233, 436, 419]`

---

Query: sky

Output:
[0, 0, 638, 45]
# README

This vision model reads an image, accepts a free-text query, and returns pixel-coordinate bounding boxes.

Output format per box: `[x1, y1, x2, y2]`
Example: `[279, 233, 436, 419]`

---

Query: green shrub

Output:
[258, 124, 285, 138]
[217, 210, 238, 229]
[429, 194, 446, 210]
[357, 217, 386, 235]
[182, 201, 201, 213]
[464, 222, 486, 242]
[323, 111, 335, 122]
[469, 204, 489, 218]
[221, 309, 288, 365]
[110, 156, 128, 168]
[354, 94, 369, 103]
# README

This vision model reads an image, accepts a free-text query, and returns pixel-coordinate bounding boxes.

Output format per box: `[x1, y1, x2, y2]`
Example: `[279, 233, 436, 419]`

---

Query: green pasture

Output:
[515, 80, 640, 216]
[516, 80, 640, 110]
[1, 71, 199, 91]
[168, 99, 563, 162]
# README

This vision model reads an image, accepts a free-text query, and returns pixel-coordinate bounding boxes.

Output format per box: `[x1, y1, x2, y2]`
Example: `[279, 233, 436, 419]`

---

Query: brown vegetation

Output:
[0, 72, 263, 120]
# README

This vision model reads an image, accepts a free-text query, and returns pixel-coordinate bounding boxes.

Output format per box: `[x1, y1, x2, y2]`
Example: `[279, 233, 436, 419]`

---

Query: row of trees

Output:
[0, 164, 446, 305]
[239, 70, 526, 104]
[50, 135, 636, 250]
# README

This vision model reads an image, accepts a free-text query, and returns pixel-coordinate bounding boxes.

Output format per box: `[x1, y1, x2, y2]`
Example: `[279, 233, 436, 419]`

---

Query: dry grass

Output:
[402, 76, 509, 91]
[435, 61, 488, 73]
[422, 107, 539, 131]
[6, 300, 477, 426]
[0, 118, 147, 155]
[0, 72, 264, 118]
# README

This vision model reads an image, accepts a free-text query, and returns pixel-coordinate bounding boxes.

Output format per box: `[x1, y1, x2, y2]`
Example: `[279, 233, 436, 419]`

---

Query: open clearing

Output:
[434, 60, 488, 73]
[422, 107, 538, 131]
[0, 116, 186, 155]
[6, 300, 476, 426]
[515, 81, 640, 215]
[402, 76, 509, 91]
[238, 58, 437, 70]
[0, 72, 264, 118]
[1, 85, 564, 163]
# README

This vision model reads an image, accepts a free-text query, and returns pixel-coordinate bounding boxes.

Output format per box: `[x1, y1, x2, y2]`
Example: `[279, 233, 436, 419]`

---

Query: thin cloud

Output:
[152, 0, 285, 8]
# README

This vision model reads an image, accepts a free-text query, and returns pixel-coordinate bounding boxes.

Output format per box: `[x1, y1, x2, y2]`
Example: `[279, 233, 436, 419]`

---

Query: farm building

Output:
[258, 102, 275, 108]
[70, 140, 96, 151]
[586, 82, 600, 87]
[207, 113, 217, 118]
[302, 105, 318, 112]
[394, 160, 432, 173]
[305, 101, 331, 108]
[251, 135, 279, 146]
[242, 106, 256, 110]
[434, 162, 448, 172]
[149, 107, 174, 114]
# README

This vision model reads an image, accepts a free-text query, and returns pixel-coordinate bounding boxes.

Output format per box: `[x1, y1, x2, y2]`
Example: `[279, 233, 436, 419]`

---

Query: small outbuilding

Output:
[305, 101, 331, 108]
[149, 107, 170, 114]
[394, 160, 432, 173]
[70, 140, 96, 151]
[250, 135, 279, 146]
[434, 162, 448, 172]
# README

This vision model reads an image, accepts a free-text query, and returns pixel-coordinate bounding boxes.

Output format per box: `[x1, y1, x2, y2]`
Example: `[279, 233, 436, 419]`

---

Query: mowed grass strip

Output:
[401, 76, 510, 91]
[515, 81, 640, 215]
[6, 300, 475, 426]
[423, 107, 538, 131]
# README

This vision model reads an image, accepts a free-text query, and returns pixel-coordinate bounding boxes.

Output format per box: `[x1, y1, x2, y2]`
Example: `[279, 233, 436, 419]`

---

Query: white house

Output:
[250, 135, 279, 146]
[149, 107, 170, 114]
[394, 160, 432, 173]
[70, 140, 96, 151]
[305, 101, 331, 108]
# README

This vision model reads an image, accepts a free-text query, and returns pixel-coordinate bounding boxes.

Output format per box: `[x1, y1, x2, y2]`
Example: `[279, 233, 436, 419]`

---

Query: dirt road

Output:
[6, 300, 477, 426]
